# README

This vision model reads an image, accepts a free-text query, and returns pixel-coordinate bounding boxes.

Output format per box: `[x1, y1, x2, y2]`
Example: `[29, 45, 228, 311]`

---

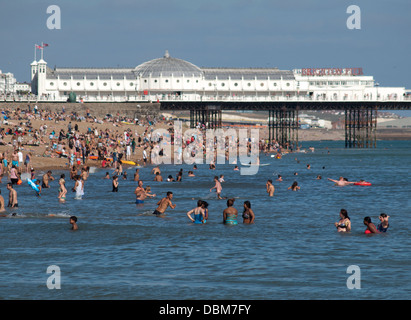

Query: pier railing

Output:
[1, 93, 411, 103]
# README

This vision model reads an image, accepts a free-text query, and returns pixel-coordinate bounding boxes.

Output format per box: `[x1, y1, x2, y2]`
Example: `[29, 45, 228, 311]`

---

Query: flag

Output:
[43, 43, 49, 47]
[35, 45, 43, 49]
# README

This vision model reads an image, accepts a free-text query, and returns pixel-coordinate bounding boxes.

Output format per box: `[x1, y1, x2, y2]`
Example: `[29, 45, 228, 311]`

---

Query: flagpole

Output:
[41, 42, 44, 60]
[34, 44, 37, 61]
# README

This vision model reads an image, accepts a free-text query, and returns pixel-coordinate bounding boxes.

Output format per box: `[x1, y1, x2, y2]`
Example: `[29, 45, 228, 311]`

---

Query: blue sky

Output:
[0, 0, 410, 114]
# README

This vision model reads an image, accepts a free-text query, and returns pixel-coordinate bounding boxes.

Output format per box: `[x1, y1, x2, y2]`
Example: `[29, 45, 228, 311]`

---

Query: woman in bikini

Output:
[334, 209, 351, 232]
[242, 201, 255, 224]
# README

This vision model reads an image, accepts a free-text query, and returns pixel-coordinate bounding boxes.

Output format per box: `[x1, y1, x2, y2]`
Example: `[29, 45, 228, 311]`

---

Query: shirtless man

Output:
[70, 216, 78, 231]
[210, 176, 224, 199]
[266, 179, 275, 196]
[154, 172, 163, 182]
[7, 183, 18, 209]
[152, 166, 161, 175]
[134, 168, 140, 181]
[327, 177, 355, 186]
[134, 180, 156, 204]
[42, 170, 55, 188]
[153, 191, 176, 216]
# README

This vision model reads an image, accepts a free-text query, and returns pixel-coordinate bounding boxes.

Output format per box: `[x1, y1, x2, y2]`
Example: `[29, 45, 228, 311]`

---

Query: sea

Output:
[0, 140, 410, 300]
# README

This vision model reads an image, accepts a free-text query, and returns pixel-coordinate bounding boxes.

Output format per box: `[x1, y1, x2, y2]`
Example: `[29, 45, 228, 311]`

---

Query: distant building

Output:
[0, 69, 17, 95]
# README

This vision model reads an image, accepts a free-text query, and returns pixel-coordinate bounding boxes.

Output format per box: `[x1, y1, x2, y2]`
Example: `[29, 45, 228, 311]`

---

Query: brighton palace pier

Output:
[26, 50, 411, 147]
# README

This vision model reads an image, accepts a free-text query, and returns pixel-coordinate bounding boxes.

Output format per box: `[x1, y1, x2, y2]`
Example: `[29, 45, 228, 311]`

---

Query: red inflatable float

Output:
[354, 181, 372, 186]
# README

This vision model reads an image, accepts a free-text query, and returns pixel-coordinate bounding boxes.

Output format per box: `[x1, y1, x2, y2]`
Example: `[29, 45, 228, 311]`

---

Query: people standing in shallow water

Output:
[187, 200, 205, 224]
[266, 179, 274, 196]
[202, 201, 209, 223]
[334, 209, 351, 232]
[74, 175, 84, 200]
[210, 176, 224, 199]
[377, 213, 390, 232]
[242, 201, 255, 224]
[153, 191, 176, 216]
[223, 198, 238, 225]
[7, 183, 18, 213]
[134, 180, 156, 204]
[58, 174, 67, 202]
[364, 217, 380, 234]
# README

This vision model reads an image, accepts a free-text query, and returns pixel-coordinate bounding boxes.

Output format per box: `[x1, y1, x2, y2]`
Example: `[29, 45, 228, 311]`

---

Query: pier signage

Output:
[297, 68, 363, 76]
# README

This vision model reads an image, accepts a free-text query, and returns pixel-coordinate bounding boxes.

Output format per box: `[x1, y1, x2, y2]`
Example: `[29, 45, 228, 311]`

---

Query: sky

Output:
[0, 0, 410, 115]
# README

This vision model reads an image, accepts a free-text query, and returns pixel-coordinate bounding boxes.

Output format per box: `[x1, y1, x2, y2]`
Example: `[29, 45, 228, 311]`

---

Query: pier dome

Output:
[135, 50, 203, 78]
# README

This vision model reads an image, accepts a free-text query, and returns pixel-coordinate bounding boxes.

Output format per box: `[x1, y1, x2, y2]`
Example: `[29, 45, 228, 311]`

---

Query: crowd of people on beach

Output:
[0, 105, 390, 234]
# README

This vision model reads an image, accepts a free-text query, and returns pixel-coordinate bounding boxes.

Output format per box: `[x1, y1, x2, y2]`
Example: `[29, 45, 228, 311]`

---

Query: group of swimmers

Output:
[335, 209, 390, 234]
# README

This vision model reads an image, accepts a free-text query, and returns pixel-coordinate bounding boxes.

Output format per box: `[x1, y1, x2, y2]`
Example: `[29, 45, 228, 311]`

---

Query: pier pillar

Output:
[345, 107, 377, 148]
[190, 105, 222, 129]
[268, 107, 299, 150]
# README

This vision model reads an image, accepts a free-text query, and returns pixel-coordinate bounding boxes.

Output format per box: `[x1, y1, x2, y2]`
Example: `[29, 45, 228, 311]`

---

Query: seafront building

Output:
[26, 50, 408, 103]
[0, 70, 31, 97]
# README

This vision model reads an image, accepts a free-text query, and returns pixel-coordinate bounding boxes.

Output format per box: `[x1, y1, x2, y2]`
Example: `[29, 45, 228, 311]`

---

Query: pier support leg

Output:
[268, 107, 299, 150]
[344, 107, 377, 148]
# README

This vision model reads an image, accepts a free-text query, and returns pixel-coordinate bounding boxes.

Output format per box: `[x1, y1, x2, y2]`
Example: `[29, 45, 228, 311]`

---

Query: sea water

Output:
[0, 140, 410, 300]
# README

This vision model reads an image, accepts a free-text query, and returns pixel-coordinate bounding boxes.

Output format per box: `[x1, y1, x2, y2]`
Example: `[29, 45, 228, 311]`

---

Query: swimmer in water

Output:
[153, 191, 176, 216]
[242, 201, 255, 224]
[35, 180, 42, 197]
[288, 181, 300, 191]
[202, 201, 209, 223]
[276, 175, 283, 182]
[363, 217, 380, 234]
[154, 172, 163, 182]
[7, 183, 18, 210]
[112, 175, 119, 192]
[377, 213, 390, 232]
[70, 216, 78, 231]
[58, 174, 67, 202]
[134, 180, 156, 204]
[187, 200, 205, 224]
[327, 177, 355, 186]
[334, 209, 351, 232]
[223, 198, 238, 225]
[266, 179, 275, 197]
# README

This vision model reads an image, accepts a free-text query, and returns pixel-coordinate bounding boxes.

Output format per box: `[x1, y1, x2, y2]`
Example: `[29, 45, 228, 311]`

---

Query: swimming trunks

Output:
[153, 210, 163, 216]
[136, 199, 144, 204]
